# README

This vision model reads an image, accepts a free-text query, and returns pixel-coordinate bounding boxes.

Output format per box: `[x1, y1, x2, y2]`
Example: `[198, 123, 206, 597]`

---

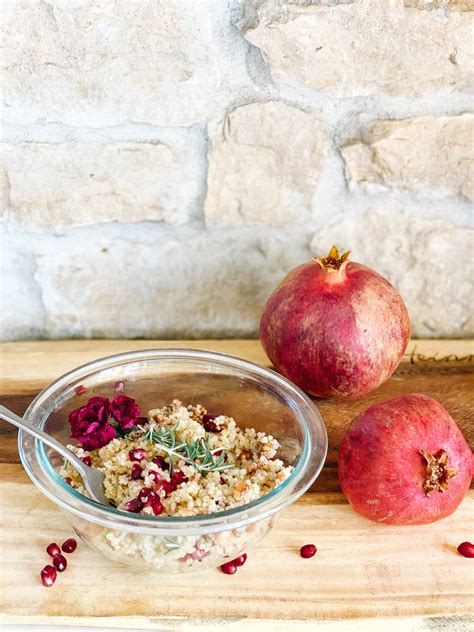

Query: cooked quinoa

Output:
[62, 399, 293, 517]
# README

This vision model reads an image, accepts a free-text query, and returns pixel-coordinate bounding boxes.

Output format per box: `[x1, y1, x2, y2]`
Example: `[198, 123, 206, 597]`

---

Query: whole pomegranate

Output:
[338, 394, 473, 525]
[260, 246, 410, 399]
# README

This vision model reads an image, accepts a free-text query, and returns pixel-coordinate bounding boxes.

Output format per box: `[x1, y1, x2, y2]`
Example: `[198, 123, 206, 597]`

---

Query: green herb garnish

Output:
[144, 422, 233, 475]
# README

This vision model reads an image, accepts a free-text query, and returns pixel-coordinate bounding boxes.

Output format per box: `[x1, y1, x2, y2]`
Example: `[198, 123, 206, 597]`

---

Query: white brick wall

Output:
[1, 0, 473, 340]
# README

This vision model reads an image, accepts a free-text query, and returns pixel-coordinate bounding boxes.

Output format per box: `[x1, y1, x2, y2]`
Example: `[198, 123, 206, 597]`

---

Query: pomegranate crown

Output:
[313, 245, 351, 272]
[420, 449, 456, 496]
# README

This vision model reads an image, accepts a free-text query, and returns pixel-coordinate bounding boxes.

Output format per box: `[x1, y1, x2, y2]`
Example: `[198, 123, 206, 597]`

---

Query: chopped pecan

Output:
[233, 480, 247, 500]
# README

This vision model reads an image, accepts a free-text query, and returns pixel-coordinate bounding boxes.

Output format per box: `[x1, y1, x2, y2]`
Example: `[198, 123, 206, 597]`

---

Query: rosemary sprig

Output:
[144, 422, 233, 475]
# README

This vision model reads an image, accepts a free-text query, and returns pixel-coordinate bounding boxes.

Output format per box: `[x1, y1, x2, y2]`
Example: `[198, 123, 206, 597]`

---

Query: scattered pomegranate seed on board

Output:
[41, 538, 78, 586]
[46, 543, 61, 558]
[300, 544, 317, 559]
[114, 380, 125, 393]
[220, 561, 237, 575]
[457, 542, 474, 558]
[232, 554, 247, 567]
[53, 554, 67, 572]
[40, 565, 57, 587]
[61, 538, 77, 554]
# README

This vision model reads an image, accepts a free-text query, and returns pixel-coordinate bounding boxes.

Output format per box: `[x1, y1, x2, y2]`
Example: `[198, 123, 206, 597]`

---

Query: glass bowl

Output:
[19, 349, 327, 573]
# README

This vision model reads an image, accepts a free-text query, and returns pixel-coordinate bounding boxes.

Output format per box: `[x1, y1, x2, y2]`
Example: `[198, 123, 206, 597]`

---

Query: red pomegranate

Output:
[260, 246, 410, 399]
[338, 394, 473, 525]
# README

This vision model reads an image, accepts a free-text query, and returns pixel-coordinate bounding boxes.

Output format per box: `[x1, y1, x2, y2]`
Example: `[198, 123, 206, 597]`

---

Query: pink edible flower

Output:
[69, 396, 116, 451]
[110, 395, 141, 429]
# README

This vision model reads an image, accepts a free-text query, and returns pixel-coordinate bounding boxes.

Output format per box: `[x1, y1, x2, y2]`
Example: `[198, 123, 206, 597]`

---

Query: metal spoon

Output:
[0, 405, 110, 506]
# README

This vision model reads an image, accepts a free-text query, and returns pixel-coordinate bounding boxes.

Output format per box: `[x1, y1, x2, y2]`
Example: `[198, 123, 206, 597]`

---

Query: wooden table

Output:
[0, 340, 473, 631]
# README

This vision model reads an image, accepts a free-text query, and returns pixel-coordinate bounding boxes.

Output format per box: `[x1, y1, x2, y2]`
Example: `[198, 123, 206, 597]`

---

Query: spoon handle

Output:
[0, 405, 87, 473]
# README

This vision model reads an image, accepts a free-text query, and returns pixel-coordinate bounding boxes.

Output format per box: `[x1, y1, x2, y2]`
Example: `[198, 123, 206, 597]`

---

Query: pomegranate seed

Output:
[161, 479, 177, 495]
[149, 471, 177, 494]
[40, 565, 57, 587]
[65, 477, 72, 485]
[129, 448, 146, 462]
[457, 542, 474, 558]
[142, 492, 163, 516]
[81, 456, 92, 466]
[53, 554, 67, 572]
[214, 449, 223, 456]
[131, 463, 143, 480]
[74, 385, 87, 395]
[61, 538, 77, 554]
[114, 380, 125, 393]
[144, 497, 163, 515]
[220, 561, 237, 575]
[171, 470, 188, 485]
[152, 456, 168, 469]
[203, 414, 221, 433]
[232, 553, 247, 567]
[138, 487, 155, 501]
[46, 542, 61, 558]
[300, 544, 317, 559]
[125, 498, 143, 513]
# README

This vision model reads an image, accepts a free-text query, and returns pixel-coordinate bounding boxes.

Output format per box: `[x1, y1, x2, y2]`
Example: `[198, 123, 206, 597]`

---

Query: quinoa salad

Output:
[61, 396, 293, 518]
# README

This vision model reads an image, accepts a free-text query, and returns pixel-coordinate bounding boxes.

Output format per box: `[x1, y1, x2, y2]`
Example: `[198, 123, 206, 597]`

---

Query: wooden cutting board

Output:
[0, 339, 473, 631]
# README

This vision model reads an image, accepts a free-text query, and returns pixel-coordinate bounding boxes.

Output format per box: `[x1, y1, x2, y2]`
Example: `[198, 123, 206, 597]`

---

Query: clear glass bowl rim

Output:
[19, 348, 327, 536]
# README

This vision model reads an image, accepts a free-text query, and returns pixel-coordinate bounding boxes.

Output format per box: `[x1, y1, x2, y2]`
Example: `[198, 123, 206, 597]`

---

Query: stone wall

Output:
[1, 0, 473, 340]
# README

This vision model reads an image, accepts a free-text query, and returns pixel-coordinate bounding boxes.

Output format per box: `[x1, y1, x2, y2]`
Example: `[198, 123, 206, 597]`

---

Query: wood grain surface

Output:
[0, 339, 473, 631]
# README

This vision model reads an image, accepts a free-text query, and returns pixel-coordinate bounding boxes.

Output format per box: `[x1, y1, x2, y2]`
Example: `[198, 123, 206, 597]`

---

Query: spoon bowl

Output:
[0, 405, 110, 505]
